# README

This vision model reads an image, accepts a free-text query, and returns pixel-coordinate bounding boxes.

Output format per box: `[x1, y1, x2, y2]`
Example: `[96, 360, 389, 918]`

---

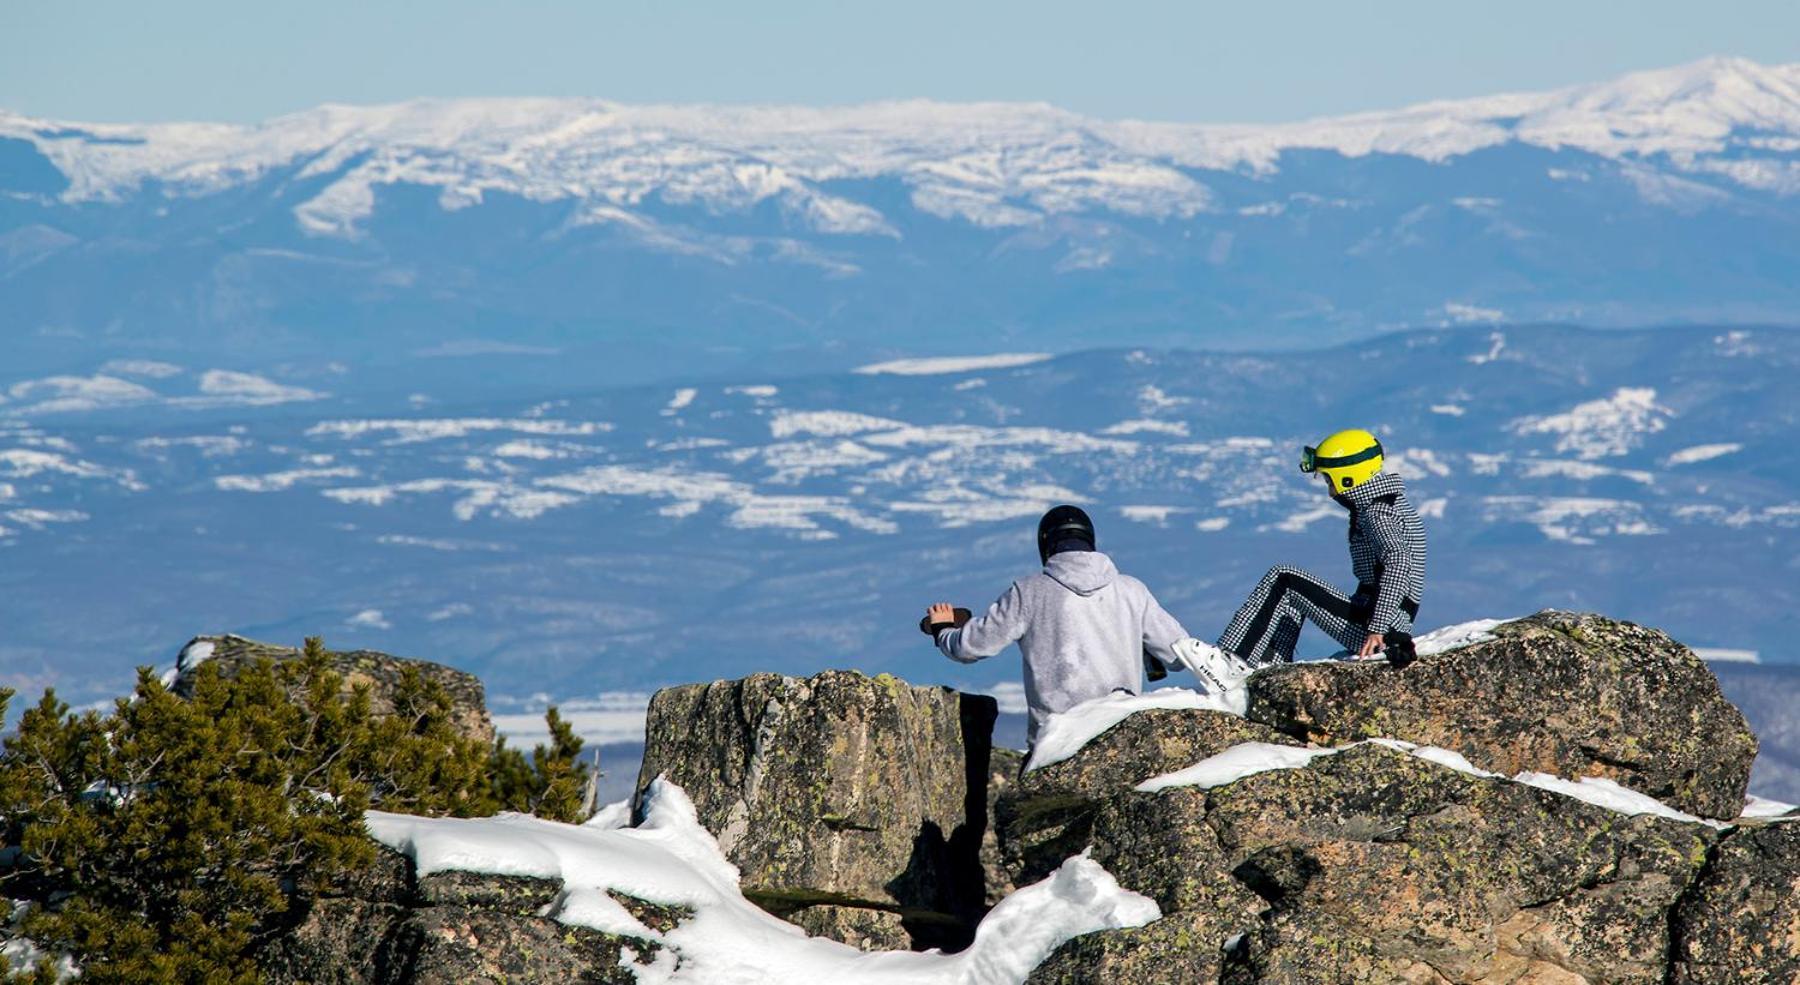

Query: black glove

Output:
[1383, 632, 1418, 669]
[919, 607, 973, 636]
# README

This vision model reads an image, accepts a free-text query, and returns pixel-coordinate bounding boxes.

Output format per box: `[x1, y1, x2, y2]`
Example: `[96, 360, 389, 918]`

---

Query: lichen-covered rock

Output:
[390, 906, 649, 985]
[1245, 611, 1756, 818]
[1018, 708, 1295, 808]
[981, 747, 1027, 907]
[259, 846, 414, 983]
[634, 670, 996, 949]
[263, 896, 409, 985]
[1049, 744, 1715, 984]
[997, 708, 1295, 887]
[1027, 913, 1226, 984]
[1229, 745, 1709, 983]
[778, 903, 912, 951]
[173, 634, 495, 744]
[259, 846, 669, 984]
[1669, 820, 1800, 984]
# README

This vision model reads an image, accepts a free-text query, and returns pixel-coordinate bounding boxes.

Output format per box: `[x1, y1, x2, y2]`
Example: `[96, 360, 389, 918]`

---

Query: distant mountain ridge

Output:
[10, 57, 1800, 224]
[6, 58, 1800, 382]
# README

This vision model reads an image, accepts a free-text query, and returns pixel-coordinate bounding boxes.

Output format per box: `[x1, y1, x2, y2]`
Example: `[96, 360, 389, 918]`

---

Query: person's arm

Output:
[1363, 502, 1416, 635]
[937, 582, 1029, 664]
[1138, 585, 1190, 670]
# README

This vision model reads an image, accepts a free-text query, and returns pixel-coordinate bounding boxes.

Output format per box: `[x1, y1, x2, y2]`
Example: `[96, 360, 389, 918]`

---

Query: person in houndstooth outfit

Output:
[1185, 428, 1428, 684]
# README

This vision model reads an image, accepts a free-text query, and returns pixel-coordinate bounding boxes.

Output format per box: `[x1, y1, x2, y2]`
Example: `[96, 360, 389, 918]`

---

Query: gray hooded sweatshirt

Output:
[936, 550, 1188, 743]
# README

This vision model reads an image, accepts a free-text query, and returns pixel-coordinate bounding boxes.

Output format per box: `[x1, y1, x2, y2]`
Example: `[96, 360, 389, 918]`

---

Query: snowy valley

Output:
[1, 324, 1796, 800]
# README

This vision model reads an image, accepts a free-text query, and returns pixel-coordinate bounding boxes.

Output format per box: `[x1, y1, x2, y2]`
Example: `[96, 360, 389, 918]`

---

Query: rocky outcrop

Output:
[996, 708, 1296, 888]
[633, 669, 997, 950]
[249, 609, 1788, 983]
[1024, 743, 1719, 984]
[1669, 819, 1800, 983]
[1245, 611, 1757, 818]
[172, 634, 494, 744]
[997, 613, 1794, 982]
[260, 847, 673, 984]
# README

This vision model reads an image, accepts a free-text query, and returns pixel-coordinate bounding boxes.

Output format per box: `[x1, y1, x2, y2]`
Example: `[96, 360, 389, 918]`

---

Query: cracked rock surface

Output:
[259, 847, 673, 984]
[633, 669, 997, 950]
[1245, 611, 1757, 819]
[1023, 743, 1716, 984]
[1668, 819, 1800, 983]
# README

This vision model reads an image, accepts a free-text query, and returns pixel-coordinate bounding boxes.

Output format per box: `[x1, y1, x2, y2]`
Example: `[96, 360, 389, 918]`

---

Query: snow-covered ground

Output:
[367, 778, 1158, 984]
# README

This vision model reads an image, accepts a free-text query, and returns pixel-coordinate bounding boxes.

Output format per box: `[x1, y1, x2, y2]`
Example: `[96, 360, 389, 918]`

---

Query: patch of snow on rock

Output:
[176, 639, 215, 673]
[1139, 738, 1729, 828]
[1512, 772, 1721, 828]
[366, 778, 1159, 983]
[1136, 742, 1339, 792]
[1026, 688, 1242, 772]
[1742, 795, 1798, 819]
[1414, 618, 1512, 656]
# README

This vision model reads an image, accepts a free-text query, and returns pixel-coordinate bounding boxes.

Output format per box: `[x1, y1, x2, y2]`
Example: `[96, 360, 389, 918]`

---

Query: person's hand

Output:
[927, 603, 956, 627]
[1357, 633, 1385, 659]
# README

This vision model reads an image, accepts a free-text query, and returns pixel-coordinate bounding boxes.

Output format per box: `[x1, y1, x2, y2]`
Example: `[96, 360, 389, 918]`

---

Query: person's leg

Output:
[1284, 589, 1369, 655]
[1216, 565, 1289, 656]
[1218, 566, 1357, 664]
[1264, 612, 1304, 663]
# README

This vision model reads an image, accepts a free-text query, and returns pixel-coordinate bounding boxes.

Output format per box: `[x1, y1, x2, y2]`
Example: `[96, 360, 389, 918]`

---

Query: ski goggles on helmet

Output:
[1299, 442, 1383, 474]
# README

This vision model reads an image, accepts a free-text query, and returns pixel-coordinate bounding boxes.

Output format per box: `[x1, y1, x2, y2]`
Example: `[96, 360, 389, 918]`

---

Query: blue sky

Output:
[6, 0, 1800, 124]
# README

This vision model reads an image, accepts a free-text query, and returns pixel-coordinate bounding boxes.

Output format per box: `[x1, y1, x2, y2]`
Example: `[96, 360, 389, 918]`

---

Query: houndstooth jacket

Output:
[1336, 470, 1428, 633]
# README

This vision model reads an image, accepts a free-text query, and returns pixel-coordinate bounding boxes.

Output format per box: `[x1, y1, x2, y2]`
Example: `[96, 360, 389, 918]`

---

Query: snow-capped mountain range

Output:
[12, 57, 1800, 228]
[7, 58, 1800, 382]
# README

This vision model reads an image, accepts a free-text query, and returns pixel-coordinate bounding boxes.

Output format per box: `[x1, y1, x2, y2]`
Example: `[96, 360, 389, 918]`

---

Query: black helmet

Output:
[1037, 505, 1096, 565]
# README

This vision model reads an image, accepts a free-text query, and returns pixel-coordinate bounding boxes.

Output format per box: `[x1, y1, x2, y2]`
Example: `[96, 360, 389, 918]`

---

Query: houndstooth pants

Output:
[1217, 565, 1370, 665]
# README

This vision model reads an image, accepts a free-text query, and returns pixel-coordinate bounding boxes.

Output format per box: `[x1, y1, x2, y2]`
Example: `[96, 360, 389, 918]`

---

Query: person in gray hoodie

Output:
[925, 505, 1189, 744]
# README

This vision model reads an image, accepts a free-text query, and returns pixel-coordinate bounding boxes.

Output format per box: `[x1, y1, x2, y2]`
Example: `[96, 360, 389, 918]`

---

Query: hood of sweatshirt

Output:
[1333, 470, 1407, 510]
[1043, 550, 1118, 596]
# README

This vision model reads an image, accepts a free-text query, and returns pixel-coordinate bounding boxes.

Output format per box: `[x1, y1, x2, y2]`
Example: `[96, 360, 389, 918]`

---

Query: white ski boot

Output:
[1171, 637, 1256, 695]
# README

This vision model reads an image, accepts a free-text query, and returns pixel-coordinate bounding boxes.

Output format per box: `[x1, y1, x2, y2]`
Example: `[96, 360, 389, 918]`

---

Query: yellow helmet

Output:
[1300, 428, 1384, 493]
